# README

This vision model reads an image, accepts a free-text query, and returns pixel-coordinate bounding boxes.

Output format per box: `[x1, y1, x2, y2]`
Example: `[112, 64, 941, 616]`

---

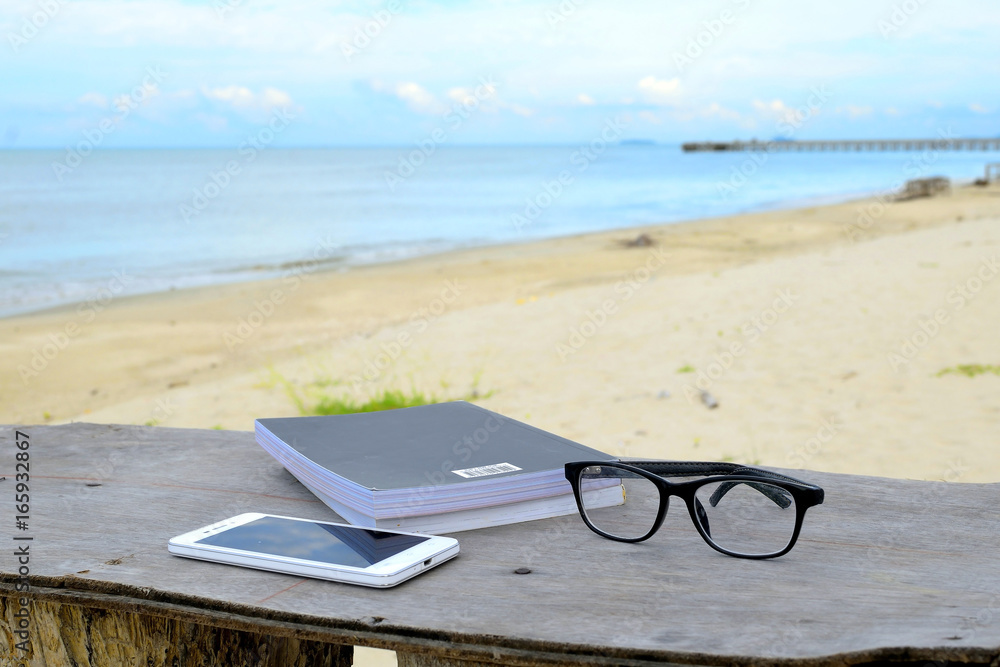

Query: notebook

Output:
[255, 401, 622, 533]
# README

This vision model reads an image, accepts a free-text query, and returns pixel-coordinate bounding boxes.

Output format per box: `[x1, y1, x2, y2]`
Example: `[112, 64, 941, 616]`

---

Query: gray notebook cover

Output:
[256, 401, 613, 491]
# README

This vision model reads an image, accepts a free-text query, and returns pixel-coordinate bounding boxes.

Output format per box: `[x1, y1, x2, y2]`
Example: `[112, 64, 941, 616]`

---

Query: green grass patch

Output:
[311, 388, 438, 416]
[936, 364, 1000, 378]
[267, 367, 492, 416]
[676, 364, 695, 373]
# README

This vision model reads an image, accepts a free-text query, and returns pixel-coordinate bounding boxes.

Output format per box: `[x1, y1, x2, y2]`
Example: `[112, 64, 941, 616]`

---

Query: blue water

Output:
[1, 145, 998, 317]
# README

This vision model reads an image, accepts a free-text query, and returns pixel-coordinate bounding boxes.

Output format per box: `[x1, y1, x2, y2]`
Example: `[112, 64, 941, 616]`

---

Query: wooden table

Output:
[1, 423, 998, 666]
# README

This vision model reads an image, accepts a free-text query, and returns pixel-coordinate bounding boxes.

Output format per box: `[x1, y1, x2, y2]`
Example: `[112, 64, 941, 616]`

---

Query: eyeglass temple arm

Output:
[708, 479, 792, 509]
[620, 461, 796, 509]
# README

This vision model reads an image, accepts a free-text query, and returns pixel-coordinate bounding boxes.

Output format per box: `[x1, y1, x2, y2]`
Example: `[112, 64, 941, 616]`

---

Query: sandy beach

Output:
[3, 184, 999, 483]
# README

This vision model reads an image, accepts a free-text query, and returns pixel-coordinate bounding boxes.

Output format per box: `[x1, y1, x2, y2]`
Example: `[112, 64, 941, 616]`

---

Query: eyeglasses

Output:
[564, 460, 825, 559]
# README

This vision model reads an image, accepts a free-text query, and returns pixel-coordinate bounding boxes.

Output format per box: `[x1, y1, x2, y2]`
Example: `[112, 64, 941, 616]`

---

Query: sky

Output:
[1, 0, 998, 148]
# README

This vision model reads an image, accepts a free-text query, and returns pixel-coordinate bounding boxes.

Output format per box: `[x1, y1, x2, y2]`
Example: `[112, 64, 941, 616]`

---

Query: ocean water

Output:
[1, 145, 998, 317]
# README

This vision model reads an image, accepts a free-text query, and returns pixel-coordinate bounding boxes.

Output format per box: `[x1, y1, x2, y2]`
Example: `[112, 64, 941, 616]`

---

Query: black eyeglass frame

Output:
[564, 460, 825, 559]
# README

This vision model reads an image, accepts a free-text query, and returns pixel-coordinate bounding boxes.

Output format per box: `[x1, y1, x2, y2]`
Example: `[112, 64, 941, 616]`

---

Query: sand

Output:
[3, 183, 999, 484]
[6, 182, 1000, 667]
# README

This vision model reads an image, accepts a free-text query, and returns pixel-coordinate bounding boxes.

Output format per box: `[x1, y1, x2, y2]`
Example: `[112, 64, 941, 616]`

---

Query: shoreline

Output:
[4, 183, 999, 483]
[1, 175, 979, 323]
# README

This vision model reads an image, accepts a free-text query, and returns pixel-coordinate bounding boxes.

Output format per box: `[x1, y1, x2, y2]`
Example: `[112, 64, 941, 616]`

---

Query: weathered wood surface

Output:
[0, 596, 353, 667]
[1, 423, 999, 667]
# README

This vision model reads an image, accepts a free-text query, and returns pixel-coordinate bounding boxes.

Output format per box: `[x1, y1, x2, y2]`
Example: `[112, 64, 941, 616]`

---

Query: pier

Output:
[682, 138, 1000, 152]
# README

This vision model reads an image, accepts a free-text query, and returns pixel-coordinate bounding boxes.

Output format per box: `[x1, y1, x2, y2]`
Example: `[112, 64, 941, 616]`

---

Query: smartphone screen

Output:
[193, 516, 430, 569]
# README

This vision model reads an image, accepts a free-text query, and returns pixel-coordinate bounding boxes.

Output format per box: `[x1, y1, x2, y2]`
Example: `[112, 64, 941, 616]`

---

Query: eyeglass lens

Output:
[579, 465, 798, 556]
[579, 465, 662, 540]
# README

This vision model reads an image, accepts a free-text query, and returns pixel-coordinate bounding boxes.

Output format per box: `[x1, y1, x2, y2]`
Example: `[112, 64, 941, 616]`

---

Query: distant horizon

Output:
[4, 132, 1000, 152]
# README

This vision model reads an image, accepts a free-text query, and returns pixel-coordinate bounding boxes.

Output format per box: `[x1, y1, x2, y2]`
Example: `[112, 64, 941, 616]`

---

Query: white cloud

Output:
[752, 98, 794, 123]
[393, 82, 445, 115]
[201, 85, 295, 113]
[969, 103, 989, 113]
[203, 85, 256, 108]
[576, 93, 595, 106]
[446, 87, 479, 106]
[194, 112, 229, 133]
[885, 106, 900, 116]
[373, 79, 531, 118]
[78, 92, 108, 109]
[837, 105, 873, 118]
[695, 103, 756, 129]
[703, 102, 742, 122]
[753, 99, 789, 115]
[637, 76, 680, 105]
[502, 102, 534, 117]
[261, 88, 293, 109]
[751, 98, 829, 128]
[447, 84, 533, 117]
[113, 83, 160, 112]
[638, 110, 661, 124]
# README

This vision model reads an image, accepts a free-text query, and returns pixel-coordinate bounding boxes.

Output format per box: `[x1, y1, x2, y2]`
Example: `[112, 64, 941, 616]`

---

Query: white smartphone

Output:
[167, 513, 459, 588]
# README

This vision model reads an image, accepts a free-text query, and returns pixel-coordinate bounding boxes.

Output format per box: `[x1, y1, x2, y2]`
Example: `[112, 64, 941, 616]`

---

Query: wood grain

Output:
[0, 423, 998, 666]
[0, 596, 353, 667]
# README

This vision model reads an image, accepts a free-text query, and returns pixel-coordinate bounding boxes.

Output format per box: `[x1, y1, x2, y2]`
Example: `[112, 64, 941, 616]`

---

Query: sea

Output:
[2, 145, 998, 318]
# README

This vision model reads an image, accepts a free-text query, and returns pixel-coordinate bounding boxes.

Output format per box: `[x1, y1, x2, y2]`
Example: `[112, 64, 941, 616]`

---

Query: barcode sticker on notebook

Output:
[452, 462, 522, 478]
